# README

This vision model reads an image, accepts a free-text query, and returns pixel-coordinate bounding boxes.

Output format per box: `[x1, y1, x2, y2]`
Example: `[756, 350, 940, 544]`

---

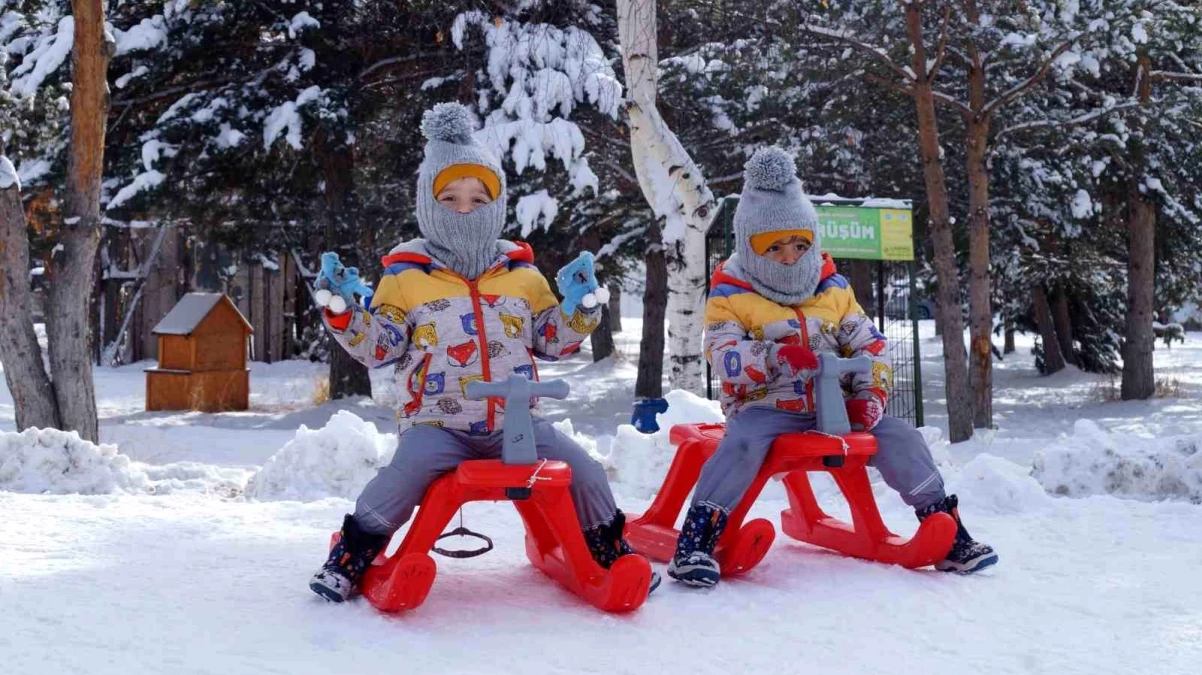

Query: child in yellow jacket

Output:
[667, 148, 998, 587]
[309, 103, 656, 602]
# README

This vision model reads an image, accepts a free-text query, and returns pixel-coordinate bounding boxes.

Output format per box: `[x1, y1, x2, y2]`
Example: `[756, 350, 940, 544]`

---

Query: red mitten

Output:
[775, 344, 819, 375]
[846, 397, 885, 431]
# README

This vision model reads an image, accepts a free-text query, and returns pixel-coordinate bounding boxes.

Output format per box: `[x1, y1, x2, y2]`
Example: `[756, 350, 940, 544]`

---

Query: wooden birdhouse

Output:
[145, 293, 253, 412]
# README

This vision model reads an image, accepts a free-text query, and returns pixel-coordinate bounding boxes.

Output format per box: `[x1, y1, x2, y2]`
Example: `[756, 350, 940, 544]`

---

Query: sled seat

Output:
[332, 459, 652, 614]
[625, 422, 956, 577]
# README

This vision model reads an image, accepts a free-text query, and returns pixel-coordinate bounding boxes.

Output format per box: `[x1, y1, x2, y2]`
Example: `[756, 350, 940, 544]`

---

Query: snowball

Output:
[1032, 420, 1202, 503]
[744, 147, 797, 191]
[244, 411, 397, 502]
[0, 156, 19, 190]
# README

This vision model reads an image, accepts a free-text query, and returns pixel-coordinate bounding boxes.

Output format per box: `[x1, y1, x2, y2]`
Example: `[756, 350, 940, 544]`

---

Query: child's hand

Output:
[556, 251, 609, 315]
[774, 344, 819, 376]
[314, 252, 373, 314]
[846, 397, 884, 431]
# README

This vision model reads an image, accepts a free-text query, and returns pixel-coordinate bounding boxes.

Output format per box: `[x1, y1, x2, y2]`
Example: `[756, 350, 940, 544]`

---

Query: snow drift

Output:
[0, 427, 140, 494]
[0, 427, 252, 496]
[605, 389, 724, 497]
[245, 410, 396, 501]
[1033, 419, 1202, 503]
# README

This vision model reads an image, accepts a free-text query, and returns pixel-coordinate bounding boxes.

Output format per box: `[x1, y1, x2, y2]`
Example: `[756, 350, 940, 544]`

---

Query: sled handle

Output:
[814, 354, 873, 436]
[465, 375, 572, 465]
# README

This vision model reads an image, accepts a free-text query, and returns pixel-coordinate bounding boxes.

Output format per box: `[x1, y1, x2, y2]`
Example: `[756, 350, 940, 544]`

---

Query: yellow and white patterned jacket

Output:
[705, 253, 892, 419]
[323, 239, 599, 434]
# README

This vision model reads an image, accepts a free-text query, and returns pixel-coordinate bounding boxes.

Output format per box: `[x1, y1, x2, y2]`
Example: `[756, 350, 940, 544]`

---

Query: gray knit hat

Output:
[731, 147, 823, 305]
[416, 102, 508, 279]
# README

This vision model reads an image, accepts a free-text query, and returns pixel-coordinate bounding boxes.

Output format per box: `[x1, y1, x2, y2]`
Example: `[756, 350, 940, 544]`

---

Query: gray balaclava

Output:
[731, 147, 823, 306]
[416, 102, 508, 280]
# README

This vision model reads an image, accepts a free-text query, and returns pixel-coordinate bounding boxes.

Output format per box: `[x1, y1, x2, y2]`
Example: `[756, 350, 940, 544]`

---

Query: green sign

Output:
[815, 206, 914, 261]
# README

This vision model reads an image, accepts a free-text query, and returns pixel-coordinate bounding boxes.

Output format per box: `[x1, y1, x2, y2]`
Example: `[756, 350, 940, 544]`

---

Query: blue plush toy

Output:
[314, 252, 374, 313]
[555, 251, 609, 315]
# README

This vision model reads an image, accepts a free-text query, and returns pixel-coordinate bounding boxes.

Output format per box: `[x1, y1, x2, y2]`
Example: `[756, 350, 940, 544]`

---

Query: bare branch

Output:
[359, 54, 426, 82]
[863, 72, 915, 98]
[1151, 71, 1202, 83]
[928, 5, 953, 84]
[932, 89, 973, 118]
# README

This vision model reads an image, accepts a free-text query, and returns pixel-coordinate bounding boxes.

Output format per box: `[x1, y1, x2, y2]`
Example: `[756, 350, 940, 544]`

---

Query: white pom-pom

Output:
[593, 287, 610, 305]
[582, 294, 598, 309]
[744, 147, 797, 191]
[327, 295, 348, 314]
[314, 289, 332, 307]
[421, 102, 476, 144]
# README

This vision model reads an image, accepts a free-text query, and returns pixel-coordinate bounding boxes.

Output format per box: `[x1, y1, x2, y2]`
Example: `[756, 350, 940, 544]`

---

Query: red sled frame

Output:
[331, 459, 653, 613]
[624, 423, 957, 576]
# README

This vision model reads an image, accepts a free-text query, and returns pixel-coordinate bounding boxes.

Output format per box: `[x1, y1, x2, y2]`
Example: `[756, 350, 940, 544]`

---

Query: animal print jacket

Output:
[705, 253, 892, 419]
[323, 239, 599, 434]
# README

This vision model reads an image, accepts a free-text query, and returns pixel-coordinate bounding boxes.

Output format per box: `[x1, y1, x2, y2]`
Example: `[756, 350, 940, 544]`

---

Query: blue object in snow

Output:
[631, 398, 669, 434]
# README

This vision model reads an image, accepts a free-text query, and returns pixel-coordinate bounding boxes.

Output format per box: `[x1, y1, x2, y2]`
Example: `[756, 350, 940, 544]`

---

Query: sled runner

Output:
[330, 375, 653, 613]
[624, 355, 957, 576]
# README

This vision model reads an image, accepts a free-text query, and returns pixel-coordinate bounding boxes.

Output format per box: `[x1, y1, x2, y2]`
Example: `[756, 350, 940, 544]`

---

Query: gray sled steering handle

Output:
[465, 375, 570, 466]
[813, 353, 873, 436]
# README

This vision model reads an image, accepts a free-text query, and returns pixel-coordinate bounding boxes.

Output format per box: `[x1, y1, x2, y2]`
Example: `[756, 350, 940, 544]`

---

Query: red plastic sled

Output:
[331, 459, 653, 613]
[624, 423, 957, 576]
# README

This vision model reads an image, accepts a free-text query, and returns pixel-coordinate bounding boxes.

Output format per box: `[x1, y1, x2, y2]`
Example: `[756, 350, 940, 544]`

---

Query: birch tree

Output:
[616, 0, 714, 394]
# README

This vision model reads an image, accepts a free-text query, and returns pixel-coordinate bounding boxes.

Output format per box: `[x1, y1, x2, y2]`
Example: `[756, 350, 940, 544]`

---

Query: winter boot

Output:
[584, 510, 661, 594]
[916, 494, 999, 574]
[309, 514, 390, 602]
[667, 502, 729, 588]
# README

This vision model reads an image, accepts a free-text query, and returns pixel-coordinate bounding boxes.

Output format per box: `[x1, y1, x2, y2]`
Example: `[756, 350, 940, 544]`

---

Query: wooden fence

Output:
[96, 224, 318, 365]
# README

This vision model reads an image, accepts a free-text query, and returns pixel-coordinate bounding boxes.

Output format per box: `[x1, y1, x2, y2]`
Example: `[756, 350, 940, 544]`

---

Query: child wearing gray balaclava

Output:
[308, 102, 658, 602]
[667, 148, 997, 588]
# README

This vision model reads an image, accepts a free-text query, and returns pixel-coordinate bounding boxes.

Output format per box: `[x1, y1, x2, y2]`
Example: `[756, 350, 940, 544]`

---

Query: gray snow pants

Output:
[693, 406, 945, 513]
[354, 419, 618, 535]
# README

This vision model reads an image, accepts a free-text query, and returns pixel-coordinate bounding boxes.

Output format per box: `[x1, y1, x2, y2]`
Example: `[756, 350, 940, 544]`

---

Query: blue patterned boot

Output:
[584, 510, 661, 594]
[917, 495, 999, 574]
[667, 502, 729, 588]
[309, 514, 389, 602]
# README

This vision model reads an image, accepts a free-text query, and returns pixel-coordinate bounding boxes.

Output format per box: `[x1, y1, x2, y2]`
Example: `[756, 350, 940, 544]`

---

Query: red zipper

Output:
[465, 277, 496, 431]
[794, 308, 815, 412]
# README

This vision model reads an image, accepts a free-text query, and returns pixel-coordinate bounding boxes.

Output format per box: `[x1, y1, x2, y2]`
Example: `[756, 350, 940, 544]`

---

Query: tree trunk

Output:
[1051, 285, 1076, 365]
[965, 117, 993, 429]
[0, 167, 62, 430]
[590, 301, 617, 362]
[1121, 57, 1156, 401]
[1121, 183, 1156, 400]
[847, 259, 876, 318]
[635, 221, 667, 399]
[905, 4, 973, 442]
[618, 0, 713, 395]
[329, 341, 372, 400]
[1032, 284, 1065, 374]
[608, 285, 622, 334]
[318, 130, 371, 400]
[45, 0, 111, 443]
[1003, 313, 1015, 355]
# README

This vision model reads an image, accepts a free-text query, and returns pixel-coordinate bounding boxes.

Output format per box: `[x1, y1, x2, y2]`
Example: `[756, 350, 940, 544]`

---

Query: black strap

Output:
[431, 526, 494, 559]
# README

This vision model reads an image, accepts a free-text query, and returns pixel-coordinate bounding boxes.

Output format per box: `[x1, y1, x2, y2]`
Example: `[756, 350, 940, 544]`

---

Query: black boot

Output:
[917, 494, 999, 574]
[667, 502, 729, 587]
[583, 510, 661, 593]
[309, 514, 389, 602]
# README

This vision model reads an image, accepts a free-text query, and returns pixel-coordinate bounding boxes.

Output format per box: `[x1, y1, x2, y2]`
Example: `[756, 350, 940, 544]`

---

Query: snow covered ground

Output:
[2, 324, 1201, 674]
